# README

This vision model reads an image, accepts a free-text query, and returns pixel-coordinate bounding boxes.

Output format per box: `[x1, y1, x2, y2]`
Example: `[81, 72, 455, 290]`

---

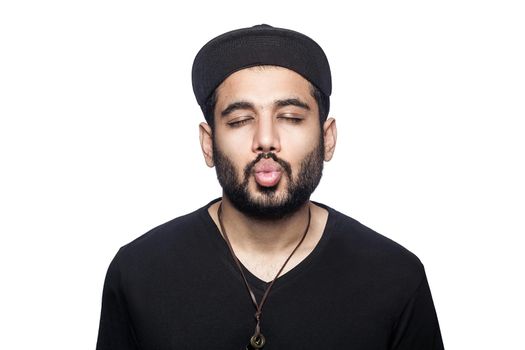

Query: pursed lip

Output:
[252, 159, 282, 187]
[253, 158, 282, 174]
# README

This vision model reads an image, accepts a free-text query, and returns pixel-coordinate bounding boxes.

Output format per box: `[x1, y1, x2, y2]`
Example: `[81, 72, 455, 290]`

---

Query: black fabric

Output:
[96, 199, 444, 350]
[191, 24, 332, 116]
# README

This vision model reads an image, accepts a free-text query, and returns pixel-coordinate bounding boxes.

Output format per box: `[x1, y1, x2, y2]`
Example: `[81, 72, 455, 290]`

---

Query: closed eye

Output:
[278, 115, 304, 124]
[227, 118, 253, 128]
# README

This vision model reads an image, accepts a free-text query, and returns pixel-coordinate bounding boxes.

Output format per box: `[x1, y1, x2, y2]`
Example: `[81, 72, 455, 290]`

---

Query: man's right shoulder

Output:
[111, 200, 218, 265]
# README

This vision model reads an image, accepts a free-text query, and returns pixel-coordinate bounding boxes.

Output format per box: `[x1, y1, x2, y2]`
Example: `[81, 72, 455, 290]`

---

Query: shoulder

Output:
[112, 200, 218, 267]
[319, 203, 426, 288]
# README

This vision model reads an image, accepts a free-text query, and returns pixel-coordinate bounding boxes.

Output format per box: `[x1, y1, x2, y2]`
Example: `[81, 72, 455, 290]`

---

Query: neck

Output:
[215, 196, 312, 254]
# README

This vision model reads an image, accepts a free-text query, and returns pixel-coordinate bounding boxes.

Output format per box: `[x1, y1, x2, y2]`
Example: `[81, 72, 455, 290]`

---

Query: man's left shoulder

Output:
[320, 203, 426, 283]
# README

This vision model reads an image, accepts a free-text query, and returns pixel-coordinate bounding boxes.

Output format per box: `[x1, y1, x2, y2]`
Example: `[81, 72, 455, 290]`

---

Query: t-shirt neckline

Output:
[198, 197, 338, 293]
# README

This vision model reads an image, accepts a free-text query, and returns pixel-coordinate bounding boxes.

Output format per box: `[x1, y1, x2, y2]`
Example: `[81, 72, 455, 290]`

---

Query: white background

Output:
[1, 0, 524, 349]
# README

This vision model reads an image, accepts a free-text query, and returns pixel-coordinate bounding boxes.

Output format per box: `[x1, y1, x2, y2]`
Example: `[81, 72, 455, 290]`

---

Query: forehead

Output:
[215, 66, 314, 106]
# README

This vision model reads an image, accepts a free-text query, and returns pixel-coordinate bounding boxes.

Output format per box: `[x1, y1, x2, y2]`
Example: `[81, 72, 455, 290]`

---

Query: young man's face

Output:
[203, 66, 334, 219]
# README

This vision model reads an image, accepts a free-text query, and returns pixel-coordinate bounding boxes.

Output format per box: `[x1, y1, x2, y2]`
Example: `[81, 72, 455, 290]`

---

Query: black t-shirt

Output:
[96, 199, 444, 349]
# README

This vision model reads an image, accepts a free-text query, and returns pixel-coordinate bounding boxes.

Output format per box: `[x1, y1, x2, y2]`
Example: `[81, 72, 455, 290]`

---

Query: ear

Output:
[199, 122, 215, 167]
[322, 117, 337, 161]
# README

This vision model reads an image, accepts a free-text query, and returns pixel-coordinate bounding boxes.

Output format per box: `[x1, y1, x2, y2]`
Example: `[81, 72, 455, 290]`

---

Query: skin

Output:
[199, 66, 337, 282]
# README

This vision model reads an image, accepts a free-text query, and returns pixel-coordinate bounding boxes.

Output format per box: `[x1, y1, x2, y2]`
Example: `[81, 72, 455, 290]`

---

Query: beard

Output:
[212, 133, 324, 220]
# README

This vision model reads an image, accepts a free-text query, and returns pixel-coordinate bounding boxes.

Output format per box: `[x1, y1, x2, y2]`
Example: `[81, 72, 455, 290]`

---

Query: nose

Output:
[252, 116, 281, 154]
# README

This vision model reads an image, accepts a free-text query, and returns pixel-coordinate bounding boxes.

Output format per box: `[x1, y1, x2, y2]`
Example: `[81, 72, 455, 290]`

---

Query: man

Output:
[96, 24, 444, 350]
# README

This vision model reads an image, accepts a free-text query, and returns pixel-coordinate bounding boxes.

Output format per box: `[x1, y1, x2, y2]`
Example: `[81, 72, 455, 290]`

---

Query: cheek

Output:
[283, 134, 323, 172]
[215, 123, 260, 153]
[214, 125, 252, 151]
[214, 138, 252, 175]
[281, 126, 321, 156]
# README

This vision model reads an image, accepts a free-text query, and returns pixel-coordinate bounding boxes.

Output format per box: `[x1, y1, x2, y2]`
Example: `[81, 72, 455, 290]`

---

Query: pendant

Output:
[246, 334, 265, 349]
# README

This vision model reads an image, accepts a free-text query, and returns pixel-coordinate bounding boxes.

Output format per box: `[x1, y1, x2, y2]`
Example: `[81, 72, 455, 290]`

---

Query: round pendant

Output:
[249, 334, 266, 349]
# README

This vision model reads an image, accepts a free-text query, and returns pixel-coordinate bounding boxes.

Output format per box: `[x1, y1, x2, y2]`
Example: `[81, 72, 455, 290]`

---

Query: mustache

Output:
[243, 152, 292, 178]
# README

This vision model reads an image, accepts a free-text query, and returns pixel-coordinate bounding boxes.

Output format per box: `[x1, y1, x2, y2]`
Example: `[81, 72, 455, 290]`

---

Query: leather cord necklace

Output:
[217, 203, 312, 349]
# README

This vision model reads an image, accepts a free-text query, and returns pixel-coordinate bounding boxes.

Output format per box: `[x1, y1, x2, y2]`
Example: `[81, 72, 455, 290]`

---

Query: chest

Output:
[125, 265, 395, 350]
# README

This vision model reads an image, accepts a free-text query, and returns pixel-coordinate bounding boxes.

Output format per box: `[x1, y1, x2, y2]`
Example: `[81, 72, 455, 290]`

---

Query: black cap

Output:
[191, 24, 331, 121]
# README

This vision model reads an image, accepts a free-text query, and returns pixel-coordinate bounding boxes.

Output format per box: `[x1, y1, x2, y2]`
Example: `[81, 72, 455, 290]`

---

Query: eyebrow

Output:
[274, 98, 311, 111]
[220, 101, 255, 117]
[221, 98, 311, 117]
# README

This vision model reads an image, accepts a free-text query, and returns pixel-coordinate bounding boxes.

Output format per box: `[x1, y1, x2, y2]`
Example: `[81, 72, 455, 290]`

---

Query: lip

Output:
[254, 158, 281, 173]
[253, 159, 282, 187]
